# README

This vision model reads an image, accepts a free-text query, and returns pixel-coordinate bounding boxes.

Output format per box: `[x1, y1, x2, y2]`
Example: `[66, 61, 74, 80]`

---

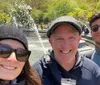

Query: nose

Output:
[7, 52, 17, 61]
[61, 40, 69, 48]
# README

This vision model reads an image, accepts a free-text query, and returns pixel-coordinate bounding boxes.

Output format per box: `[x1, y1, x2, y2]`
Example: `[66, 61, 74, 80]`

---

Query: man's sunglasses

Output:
[0, 43, 31, 62]
[91, 25, 100, 32]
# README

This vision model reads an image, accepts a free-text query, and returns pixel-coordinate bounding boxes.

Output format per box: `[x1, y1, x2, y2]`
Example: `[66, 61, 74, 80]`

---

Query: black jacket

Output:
[33, 51, 100, 85]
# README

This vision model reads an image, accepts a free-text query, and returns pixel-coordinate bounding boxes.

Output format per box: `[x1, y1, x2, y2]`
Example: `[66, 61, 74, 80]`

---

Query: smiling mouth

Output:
[60, 50, 71, 54]
[0, 65, 16, 70]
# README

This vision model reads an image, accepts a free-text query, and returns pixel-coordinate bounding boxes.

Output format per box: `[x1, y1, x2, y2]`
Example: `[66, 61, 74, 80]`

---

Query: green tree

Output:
[68, 8, 94, 23]
[0, 10, 11, 24]
[10, 2, 35, 29]
[43, 0, 78, 23]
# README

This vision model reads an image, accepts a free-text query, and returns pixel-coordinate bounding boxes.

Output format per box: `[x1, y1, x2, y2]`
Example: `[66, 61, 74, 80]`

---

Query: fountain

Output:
[11, 3, 48, 63]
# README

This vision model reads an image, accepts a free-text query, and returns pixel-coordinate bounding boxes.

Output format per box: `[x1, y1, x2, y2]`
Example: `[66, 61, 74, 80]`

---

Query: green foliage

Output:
[0, 0, 100, 25]
[43, 0, 78, 23]
[68, 8, 94, 23]
[78, 3, 89, 10]
[0, 1, 11, 12]
[30, 8, 43, 24]
[96, 1, 100, 10]
[0, 10, 11, 24]
[0, 1, 11, 24]
[11, 2, 34, 29]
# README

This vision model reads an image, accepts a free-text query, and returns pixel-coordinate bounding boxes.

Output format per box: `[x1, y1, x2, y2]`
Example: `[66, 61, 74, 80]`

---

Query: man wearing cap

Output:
[33, 16, 100, 85]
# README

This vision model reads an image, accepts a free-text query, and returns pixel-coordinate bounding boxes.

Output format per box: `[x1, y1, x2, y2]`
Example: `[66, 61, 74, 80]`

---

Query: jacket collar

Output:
[95, 46, 100, 55]
[48, 50, 82, 68]
[44, 50, 82, 84]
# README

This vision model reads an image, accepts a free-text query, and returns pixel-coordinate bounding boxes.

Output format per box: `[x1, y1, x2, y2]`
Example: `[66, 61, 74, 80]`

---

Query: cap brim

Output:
[47, 21, 81, 38]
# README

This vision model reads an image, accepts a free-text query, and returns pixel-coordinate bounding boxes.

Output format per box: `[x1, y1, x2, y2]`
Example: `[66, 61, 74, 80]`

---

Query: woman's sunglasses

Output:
[91, 25, 100, 32]
[0, 43, 31, 62]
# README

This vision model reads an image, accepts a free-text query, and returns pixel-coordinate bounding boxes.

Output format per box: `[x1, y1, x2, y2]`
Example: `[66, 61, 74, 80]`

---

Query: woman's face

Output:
[0, 39, 25, 80]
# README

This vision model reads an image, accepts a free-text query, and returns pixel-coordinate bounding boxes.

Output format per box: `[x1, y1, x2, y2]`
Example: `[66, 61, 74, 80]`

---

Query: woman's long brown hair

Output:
[24, 61, 42, 85]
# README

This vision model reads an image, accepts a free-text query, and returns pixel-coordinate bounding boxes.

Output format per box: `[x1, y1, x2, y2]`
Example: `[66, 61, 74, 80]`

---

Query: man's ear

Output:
[78, 36, 82, 42]
[49, 38, 52, 45]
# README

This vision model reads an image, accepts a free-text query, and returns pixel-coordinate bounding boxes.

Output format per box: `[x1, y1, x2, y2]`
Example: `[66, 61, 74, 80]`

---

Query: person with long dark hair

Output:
[0, 24, 42, 85]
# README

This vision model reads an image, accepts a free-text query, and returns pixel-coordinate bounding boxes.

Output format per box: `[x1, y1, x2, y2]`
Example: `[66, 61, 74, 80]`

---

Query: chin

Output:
[1, 77, 15, 81]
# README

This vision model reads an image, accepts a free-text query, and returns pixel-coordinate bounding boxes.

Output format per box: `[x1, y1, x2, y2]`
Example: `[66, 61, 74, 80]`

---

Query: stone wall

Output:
[23, 29, 47, 38]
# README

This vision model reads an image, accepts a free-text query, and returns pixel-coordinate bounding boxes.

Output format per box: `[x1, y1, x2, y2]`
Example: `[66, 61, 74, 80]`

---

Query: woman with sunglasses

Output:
[0, 24, 42, 85]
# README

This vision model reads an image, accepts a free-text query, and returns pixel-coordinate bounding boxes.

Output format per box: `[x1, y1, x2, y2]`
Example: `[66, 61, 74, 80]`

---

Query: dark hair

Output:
[23, 61, 42, 85]
[89, 12, 100, 26]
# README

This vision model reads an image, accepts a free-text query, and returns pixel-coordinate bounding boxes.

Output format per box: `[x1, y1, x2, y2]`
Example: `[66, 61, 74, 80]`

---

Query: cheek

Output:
[49, 39, 58, 48]
[18, 62, 25, 68]
[0, 57, 25, 67]
[51, 43, 59, 50]
[71, 41, 79, 49]
[0, 57, 6, 61]
[91, 32, 97, 37]
[92, 33, 99, 40]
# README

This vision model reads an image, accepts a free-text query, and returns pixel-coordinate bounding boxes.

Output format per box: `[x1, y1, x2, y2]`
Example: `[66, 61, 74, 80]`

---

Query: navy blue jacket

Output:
[33, 51, 100, 85]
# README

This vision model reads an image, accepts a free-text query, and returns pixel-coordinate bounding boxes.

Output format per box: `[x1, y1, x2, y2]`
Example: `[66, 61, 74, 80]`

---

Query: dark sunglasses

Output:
[0, 43, 31, 62]
[91, 25, 100, 32]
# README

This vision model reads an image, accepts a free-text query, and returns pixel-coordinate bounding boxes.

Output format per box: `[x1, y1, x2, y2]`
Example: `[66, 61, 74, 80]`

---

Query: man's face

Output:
[91, 19, 100, 47]
[49, 24, 81, 65]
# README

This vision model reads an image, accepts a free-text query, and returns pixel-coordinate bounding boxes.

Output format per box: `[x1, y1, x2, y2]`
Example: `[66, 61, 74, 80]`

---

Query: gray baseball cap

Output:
[47, 16, 82, 38]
